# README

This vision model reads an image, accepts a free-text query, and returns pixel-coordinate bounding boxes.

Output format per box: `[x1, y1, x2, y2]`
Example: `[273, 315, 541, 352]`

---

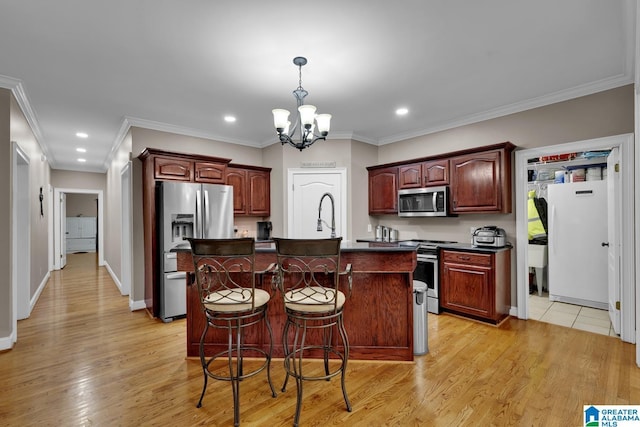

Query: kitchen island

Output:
[176, 241, 417, 361]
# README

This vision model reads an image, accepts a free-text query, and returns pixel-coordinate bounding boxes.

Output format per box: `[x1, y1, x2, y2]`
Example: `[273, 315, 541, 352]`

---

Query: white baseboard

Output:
[104, 261, 123, 294]
[509, 306, 518, 318]
[130, 300, 147, 311]
[25, 271, 51, 318]
[0, 330, 16, 351]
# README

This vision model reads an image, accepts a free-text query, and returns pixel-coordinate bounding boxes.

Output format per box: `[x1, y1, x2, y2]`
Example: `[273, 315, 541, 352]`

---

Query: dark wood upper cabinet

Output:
[368, 166, 398, 214]
[450, 145, 513, 214]
[154, 156, 193, 181]
[398, 163, 422, 189]
[247, 169, 270, 216]
[399, 159, 449, 189]
[194, 161, 226, 183]
[368, 142, 514, 215]
[227, 165, 271, 217]
[423, 159, 449, 186]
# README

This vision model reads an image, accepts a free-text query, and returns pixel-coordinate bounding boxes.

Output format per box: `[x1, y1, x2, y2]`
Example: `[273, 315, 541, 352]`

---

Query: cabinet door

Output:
[398, 164, 422, 189]
[226, 168, 247, 215]
[368, 167, 398, 214]
[195, 162, 226, 183]
[441, 257, 493, 318]
[423, 159, 449, 186]
[450, 150, 503, 213]
[154, 157, 193, 181]
[248, 170, 270, 216]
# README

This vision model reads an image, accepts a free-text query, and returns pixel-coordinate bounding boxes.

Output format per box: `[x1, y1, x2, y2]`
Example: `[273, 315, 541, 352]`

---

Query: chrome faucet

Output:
[316, 192, 336, 238]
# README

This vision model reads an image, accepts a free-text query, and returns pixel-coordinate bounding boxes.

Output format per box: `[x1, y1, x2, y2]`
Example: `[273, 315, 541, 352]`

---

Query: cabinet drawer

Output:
[442, 251, 492, 266]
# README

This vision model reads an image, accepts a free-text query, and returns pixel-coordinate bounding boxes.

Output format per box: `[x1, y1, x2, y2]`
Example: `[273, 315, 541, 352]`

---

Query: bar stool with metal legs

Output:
[272, 237, 352, 427]
[188, 238, 277, 427]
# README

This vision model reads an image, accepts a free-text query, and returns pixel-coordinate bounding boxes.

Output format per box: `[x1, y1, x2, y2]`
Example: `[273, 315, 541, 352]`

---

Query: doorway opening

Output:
[515, 133, 635, 343]
[53, 187, 105, 270]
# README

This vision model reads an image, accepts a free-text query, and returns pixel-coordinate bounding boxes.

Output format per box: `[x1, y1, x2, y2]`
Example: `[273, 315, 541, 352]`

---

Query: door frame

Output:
[514, 133, 635, 343]
[121, 161, 133, 300]
[12, 142, 30, 326]
[287, 168, 348, 239]
[53, 187, 105, 268]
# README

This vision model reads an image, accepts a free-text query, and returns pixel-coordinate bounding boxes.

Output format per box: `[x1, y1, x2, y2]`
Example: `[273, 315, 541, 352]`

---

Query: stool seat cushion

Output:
[204, 288, 270, 313]
[284, 286, 346, 312]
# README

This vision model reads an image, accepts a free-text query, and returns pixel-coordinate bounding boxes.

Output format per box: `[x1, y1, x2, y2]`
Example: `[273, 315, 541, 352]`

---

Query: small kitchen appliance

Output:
[472, 226, 506, 248]
[257, 221, 272, 241]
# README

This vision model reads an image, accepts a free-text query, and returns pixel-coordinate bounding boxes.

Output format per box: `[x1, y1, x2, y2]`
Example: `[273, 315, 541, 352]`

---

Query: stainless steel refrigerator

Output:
[157, 181, 234, 321]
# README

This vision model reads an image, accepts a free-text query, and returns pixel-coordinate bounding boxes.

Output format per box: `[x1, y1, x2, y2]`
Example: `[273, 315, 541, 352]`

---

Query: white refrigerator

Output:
[547, 180, 608, 309]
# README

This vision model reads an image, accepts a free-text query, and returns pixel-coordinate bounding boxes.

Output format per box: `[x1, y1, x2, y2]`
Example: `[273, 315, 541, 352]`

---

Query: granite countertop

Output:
[256, 240, 416, 253]
[437, 242, 513, 253]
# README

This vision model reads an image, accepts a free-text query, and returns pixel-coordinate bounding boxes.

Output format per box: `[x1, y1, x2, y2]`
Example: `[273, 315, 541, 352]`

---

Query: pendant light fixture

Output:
[272, 56, 331, 151]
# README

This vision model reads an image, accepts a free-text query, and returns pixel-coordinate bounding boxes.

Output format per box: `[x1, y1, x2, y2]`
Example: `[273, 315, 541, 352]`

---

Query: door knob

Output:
[601, 242, 609, 247]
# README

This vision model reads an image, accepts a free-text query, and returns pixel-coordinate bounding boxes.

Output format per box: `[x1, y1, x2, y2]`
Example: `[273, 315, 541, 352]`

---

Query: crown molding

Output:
[0, 74, 53, 166]
[125, 117, 262, 147]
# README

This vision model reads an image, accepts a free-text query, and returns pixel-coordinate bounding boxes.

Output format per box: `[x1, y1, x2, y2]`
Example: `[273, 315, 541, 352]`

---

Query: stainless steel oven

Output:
[404, 239, 456, 314]
[415, 246, 439, 313]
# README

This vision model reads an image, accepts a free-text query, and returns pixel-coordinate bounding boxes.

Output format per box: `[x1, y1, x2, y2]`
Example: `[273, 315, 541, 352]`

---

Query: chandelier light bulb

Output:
[298, 105, 317, 127]
[272, 109, 290, 131]
[315, 114, 332, 134]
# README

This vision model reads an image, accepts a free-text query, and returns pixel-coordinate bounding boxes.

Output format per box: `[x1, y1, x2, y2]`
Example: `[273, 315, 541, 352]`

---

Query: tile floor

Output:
[529, 293, 617, 337]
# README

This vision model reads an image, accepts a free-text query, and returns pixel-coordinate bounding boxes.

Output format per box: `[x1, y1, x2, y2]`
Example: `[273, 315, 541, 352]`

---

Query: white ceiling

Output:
[0, 0, 635, 173]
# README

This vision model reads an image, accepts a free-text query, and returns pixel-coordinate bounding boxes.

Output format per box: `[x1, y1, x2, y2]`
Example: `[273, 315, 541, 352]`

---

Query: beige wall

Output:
[0, 89, 51, 343]
[104, 130, 132, 298]
[51, 170, 107, 191]
[66, 194, 98, 217]
[10, 94, 50, 313]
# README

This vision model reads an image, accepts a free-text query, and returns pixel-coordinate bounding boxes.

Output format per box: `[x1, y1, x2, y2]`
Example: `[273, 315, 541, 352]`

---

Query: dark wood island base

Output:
[176, 242, 418, 361]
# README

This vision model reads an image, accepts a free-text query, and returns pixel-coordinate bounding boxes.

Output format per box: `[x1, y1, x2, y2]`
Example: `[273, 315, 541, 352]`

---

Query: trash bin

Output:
[413, 280, 428, 355]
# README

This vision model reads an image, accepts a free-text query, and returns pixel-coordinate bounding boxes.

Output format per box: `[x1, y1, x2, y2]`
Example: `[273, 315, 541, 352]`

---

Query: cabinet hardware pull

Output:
[460, 256, 470, 260]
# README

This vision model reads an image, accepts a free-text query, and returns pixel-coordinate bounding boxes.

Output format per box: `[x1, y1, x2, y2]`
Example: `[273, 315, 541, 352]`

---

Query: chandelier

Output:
[272, 56, 331, 151]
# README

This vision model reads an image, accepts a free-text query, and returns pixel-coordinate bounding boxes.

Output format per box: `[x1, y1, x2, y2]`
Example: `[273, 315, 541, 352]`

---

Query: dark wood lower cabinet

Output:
[178, 249, 417, 361]
[440, 248, 511, 324]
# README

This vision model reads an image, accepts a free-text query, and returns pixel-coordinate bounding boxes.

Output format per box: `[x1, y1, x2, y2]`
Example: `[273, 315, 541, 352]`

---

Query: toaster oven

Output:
[472, 226, 506, 248]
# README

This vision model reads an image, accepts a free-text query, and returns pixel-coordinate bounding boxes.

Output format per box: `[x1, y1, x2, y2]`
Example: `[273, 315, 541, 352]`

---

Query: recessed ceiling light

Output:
[76, 132, 89, 138]
[224, 115, 236, 123]
[76, 147, 87, 153]
[77, 158, 86, 162]
[396, 108, 409, 116]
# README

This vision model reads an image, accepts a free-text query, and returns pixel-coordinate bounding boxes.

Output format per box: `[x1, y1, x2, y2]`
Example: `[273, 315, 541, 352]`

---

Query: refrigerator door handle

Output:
[196, 189, 202, 238]
[550, 204, 556, 256]
[166, 272, 187, 280]
[203, 190, 209, 235]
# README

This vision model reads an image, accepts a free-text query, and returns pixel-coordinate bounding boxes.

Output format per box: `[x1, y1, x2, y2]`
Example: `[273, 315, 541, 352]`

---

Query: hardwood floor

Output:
[1, 253, 639, 426]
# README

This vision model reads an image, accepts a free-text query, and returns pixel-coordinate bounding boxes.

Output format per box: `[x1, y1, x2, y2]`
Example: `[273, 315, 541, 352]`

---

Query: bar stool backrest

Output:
[273, 237, 343, 312]
[188, 238, 258, 311]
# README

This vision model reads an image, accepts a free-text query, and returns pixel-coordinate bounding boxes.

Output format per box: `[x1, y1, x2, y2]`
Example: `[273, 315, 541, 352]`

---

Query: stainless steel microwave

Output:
[398, 186, 448, 217]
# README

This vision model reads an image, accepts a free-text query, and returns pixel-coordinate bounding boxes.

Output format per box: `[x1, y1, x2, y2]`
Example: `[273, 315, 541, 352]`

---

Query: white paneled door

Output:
[288, 169, 347, 239]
